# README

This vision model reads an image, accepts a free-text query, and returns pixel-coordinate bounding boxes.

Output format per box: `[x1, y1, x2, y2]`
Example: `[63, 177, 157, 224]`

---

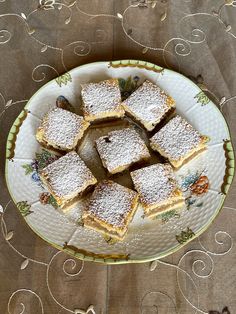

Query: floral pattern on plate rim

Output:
[21, 149, 59, 209]
[118, 75, 140, 100]
[16, 201, 33, 217]
[154, 170, 210, 224]
[194, 90, 210, 106]
[180, 170, 210, 210]
[176, 227, 195, 244]
[55, 72, 72, 87]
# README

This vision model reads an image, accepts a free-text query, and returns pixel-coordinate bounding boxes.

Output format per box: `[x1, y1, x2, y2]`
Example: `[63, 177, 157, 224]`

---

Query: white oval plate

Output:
[5, 60, 235, 264]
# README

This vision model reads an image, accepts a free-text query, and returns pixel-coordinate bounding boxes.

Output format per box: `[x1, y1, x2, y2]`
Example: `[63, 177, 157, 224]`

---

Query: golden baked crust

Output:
[83, 180, 139, 240]
[131, 163, 184, 218]
[83, 217, 128, 240]
[81, 78, 124, 122]
[145, 198, 184, 219]
[122, 80, 175, 131]
[39, 151, 97, 210]
[150, 115, 207, 168]
[36, 108, 90, 152]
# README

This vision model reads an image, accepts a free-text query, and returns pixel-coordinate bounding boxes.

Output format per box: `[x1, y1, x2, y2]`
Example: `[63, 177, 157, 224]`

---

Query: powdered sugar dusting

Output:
[87, 180, 138, 228]
[41, 108, 88, 148]
[41, 151, 96, 197]
[81, 79, 122, 116]
[150, 115, 202, 161]
[96, 128, 150, 173]
[131, 164, 177, 206]
[123, 80, 173, 126]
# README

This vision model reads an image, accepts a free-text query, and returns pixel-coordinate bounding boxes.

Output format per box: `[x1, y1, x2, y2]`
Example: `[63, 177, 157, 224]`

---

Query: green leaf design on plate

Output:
[118, 75, 140, 100]
[159, 210, 180, 223]
[39, 192, 59, 209]
[22, 164, 34, 175]
[118, 78, 126, 91]
[16, 201, 33, 217]
[176, 227, 195, 244]
[36, 149, 55, 170]
[48, 195, 59, 208]
[124, 76, 132, 91]
[194, 91, 210, 106]
[55, 73, 72, 87]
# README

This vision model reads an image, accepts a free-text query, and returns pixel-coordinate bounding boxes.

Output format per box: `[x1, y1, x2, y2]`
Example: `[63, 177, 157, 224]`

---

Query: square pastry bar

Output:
[96, 128, 150, 174]
[39, 151, 97, 210]
[122, 80, 175, 131]
[150, 115, 207, 168]
[131, 163, 184, 219]
[36, 108, 89, 151]
[83, 180, 139, 240]
[81, 78, 124, 122]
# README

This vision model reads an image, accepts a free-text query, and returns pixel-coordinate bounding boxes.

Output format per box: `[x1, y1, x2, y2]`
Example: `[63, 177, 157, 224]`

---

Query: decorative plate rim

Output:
[5, 59, 235, 264]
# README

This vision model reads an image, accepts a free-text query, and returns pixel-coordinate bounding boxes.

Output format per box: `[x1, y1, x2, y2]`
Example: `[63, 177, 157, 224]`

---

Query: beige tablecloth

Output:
[1, 1, 236, 313]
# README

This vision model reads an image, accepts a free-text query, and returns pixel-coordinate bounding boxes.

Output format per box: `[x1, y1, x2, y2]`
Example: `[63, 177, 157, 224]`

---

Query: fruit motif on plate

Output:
[21, 150, 59, 208]
[180, 170, 210, 210]
[22, 149, 58, 187]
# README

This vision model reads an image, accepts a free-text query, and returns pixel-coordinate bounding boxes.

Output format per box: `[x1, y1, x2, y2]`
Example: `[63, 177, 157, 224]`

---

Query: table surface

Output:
[1, 1, 236, 313]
